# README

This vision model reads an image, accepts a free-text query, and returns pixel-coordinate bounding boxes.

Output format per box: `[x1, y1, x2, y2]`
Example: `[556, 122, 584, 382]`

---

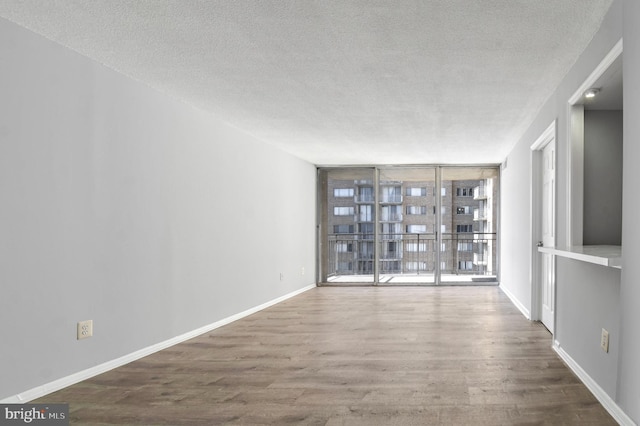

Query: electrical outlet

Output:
[301, 267, 305, 276]
[600, 328, 609, 353]
[280, 272, 284, 281]
[77, 320, 93, 340]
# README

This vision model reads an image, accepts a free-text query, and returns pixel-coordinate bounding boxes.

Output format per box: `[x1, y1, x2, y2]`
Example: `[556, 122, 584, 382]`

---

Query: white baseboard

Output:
[1, 283, 316, 404]
[499, 284, 531, 319]
[553, 341, 636, 426]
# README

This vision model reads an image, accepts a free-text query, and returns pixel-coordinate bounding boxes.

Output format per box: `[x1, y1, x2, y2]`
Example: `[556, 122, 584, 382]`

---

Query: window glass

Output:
[334, 206, 354, 216]
[406, 224, 427, 233]
[334, 188, 354, 197]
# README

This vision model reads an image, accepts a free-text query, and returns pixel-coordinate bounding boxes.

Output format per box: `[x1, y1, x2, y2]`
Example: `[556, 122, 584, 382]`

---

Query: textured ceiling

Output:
[0, 1, 615, 165]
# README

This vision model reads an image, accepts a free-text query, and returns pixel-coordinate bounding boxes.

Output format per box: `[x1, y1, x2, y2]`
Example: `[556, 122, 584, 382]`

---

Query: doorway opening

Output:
[531, 121, 557, 333]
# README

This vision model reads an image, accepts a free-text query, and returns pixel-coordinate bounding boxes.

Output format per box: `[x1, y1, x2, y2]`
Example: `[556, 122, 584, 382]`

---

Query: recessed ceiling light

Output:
[585, 88, 600, 98]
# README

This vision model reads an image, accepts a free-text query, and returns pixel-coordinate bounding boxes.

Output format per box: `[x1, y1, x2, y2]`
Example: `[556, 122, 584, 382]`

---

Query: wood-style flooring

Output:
[35, 287, 616, 425]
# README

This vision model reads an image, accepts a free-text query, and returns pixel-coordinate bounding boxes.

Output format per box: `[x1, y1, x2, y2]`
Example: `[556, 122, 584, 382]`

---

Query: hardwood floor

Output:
[35, 287, 616, 425]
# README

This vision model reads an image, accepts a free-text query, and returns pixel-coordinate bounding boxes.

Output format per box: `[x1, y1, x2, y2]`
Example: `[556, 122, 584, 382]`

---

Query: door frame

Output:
[530, 121, 556, 326]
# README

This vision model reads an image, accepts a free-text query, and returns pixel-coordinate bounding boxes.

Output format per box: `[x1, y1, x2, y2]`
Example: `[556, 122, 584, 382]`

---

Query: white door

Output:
[541, 142, 555, 332]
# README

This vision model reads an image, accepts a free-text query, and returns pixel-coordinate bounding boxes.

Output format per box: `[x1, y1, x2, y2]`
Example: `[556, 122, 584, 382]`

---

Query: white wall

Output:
[0, 18, 316, 400]
[501, 0, 623, 300]
[620, 0, 640, 421]
[498, 136, 532, 315]
[500, 0, 640, 422]
[556, 259, 620, 397]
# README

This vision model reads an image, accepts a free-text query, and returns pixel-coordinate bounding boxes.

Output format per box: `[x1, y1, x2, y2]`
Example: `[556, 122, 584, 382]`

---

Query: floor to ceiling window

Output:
[378, 168, 437, 284]
[318, 166, 499, 285]
[319, 168, 376, 283]
[439, 167, 499, 283]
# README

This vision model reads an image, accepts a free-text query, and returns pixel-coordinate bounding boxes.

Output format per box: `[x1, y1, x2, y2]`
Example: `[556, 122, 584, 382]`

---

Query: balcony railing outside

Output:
[473, 186, 487, 200]
[439, 233, 495, 275]
[326, 233, 496, 278]
[473, 208, 487, 221]
[380, 232, 403, 240]
[380, 212, 403, 222]
[355, 194, 375, 203]
[380, 195, 403, 204]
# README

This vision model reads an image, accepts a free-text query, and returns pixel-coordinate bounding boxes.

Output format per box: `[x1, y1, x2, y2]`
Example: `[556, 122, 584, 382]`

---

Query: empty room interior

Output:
[1, 1, 639, 425]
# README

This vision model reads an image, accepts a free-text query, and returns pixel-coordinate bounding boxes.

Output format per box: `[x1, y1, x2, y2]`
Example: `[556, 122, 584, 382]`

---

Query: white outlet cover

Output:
[77, 320, 93, 340]
[601, 328, 609, 353]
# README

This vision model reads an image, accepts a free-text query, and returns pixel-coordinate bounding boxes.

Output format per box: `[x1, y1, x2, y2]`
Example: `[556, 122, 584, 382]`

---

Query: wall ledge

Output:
[1, 283, 317, 403]
[539, 245, 622, 269]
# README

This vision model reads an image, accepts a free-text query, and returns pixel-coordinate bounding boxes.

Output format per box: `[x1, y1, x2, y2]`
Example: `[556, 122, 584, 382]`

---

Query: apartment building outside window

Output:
[359, 205, 373, 222]
[406, 224, 427, 233]
[456, 224, 473, 233]
[319, 166, 498, 284]
[357, 186, 374, 203]
[336, 242, 353, 252]
[407, 205, 427, 215]
[457, 187, 474, 197]
[334, 206, 355, 216]
[381, 205, 402, 221]
[457, 242, 473, 252]
[406, 242, 428, 252]
[334, 224, 354, 234]
[458, 261, 474, 270]
[406, 261, 428, 271]
[334, 188, 354, 197]
[406, 187, 427, 196]
[381, 186, 402, 203]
